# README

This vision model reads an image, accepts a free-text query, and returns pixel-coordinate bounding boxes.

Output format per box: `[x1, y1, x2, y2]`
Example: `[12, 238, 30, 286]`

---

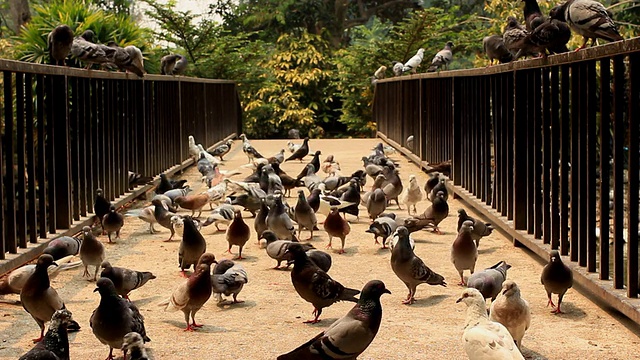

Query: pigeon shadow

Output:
[333, 247, 358, 257]
[162, 320, 228, 333]
[550, 302, 587, 320]
[131, 295, 162, 308]
[221, 254, 259, 263]
[375, 247, 391, 255]
[521, 347, 550, 360]
[409, 294, 450, 308]
[478, 246, 498, 255]
[216, 299, 257, 310]
[413, 238, 439, 245]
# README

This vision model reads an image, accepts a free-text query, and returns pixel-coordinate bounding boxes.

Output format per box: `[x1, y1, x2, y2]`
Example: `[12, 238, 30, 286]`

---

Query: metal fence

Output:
[0, 59, 241, 262]
[373, 37, 640, 324]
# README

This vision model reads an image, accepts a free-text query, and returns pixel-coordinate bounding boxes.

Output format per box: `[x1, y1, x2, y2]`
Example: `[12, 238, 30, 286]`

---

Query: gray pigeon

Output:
[429, 178, 448, 202]
[202, 203, 235, 231]
[79, 226, 105, 281]
[90, 278, 150, 360]
[483, 35, 514, 65]
[151, 198, 176, 241]
[457, 209, 494, 247]
[70, 30, 116, 68]
[253, 200, 269, 238]
[367, 188, 387, 220]
[102, 205, 124, 243]
[423, 172, 440, 199]
[467, 261, 511, 301]
[43, 236, 82, 260]
[161, 54, 187, 75]
[541, 250, 573, 314]
[390, 227, 446, 304]
[178, 215, 207, 276]
[267, 196, 296, 240]
[550, 0, 623, 50]
[100, 261, 156, 300]
[451, 221, 478, 286]
[211, 259, 248, 304]
[107, 42, 145, 77]
[392, 61, 404, 76]
[503, 16, 536, 59]
[0, 255, 79, 295]
[121, 332, 149, 360]
[259, 230, 311, 268]
[48, 25, 73, 66]
[426, 42, 453, 72]
[365, 215, 398, 248]
[19, 309, 73, 360]
[294, 190, 317, 240]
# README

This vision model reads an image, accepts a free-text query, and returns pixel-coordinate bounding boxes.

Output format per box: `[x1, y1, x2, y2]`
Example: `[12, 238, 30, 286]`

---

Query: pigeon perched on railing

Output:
[107, 42, 145, 77]
[161, 54, 188, 75]
[503, 16, 533, 59]
[483, 35, 514, 65]
[373, 65, 387, 79]
[427, 42, 454, 72]
[523, 0, 546, 31]
[514, 19, 572, 58]
[48, 25, 74, 66]
[550, 0, 623, 51]
[392, 61, 404, 76]
[70, 30, 116, 68]
[402, 48, 425, 74]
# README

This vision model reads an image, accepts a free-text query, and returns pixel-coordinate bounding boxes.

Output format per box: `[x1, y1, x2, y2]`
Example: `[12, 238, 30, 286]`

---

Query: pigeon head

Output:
[213, 259, 235, 274]
[239, 134, 246, 140]
[457, 209, 467, 217]
[283, 243, 309, 262]
[297, 190, 306, 199]
[100, 260, 112, 271]
[197, 252, 218, 266]
[37, 254, 57, 268]
[460, 220, 475, 233]
[233, 210, 243, 220]
[456, 287, 484, 304]
[435, 191, 446, 200]
[361, 280, 392, 300]
[500, 280, 520, 297]
[314, 150, 322, 156]
[121, 332, 145, 352]
[446, 41, 454, 48]
[51, 309, 73, 327]
[549, 5, 565, 21]
[160, 173, 168, 180]
[109, 205, 116, 213]
[94, 277, 118, 295]
[396, 226, 409, 239]
[409, 174, 417, 182]
[151, 199, 164, 207]
[80, 30, 95, 42]
[549, 250, 562, 263]
[96, 188, 103, 197]
[505, 16, 521, 30]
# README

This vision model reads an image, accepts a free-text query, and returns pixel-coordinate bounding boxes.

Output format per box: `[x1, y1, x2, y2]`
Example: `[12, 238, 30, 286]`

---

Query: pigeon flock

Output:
[373, 0, 625, 80]
[47, 24, 188, 77]
[0, 134, 584, 359]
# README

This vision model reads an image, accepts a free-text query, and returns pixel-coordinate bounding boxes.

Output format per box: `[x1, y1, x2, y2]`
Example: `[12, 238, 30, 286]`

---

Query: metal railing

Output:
[0, 59, 241, 266]
[373, 37, 640, 324]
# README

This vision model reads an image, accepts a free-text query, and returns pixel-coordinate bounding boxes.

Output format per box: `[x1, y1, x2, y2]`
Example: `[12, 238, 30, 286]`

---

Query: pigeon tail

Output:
[339, 288, 361, 302]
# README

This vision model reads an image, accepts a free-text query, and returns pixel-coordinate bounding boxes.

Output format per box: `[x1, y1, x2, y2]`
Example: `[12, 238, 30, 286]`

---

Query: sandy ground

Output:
[1, 138, 639, 360]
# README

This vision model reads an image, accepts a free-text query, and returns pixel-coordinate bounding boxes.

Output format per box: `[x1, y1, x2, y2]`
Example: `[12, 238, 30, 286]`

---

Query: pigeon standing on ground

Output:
[490, 280, 531, 349]
[226, 210, 251, 259]
[451, 221, 478, 286]
[427, 42, 454, 72]
[259, 230, 312, 269]
[467, 261, 511, 301]
[424, 172, 440, 199]
[209, 139, 233, 160]
[277, 280, 390, 360]
[366, 188, 387, 220]
[284, 243, 360, 324]
[102, 205, 124, 243]
[79, 226, 105, 281]
[202, 203, 235, 231]
[294, 190, 317, 240]
[0, 255, 79, 295]
[429, 178, 449, 202]
[100, 261, 156, 300]
[483, 35, 514, 65]
[366, 215, 398, 248]
[20, 255, 81, 343]
[457, 288, 524, 360]
[121, 332, 149, 360]
[211, 259, 248, 304]
[457, 209, 494, 247]
[402, 48, 425, 74]
[159, 253, 217, 331]
[392, 61, 404, 76]
[43, 236, 82, 260]
[94, 188, 111, 228]
[90, 278, 150, 360]
[125, 206, 158, 234]
[175, 194, 210, 218]
[550, 0, 623, 51]
[18, 309, 73, 360]
[390, 227, 446, 304]
[285, 137, 310, 162]
[399, 174, 423, 215]
[151, 199, 176, 241]
[48, 25, 74, 66]
[541, 250, 573, 314]
[267, 196, 296, 240]
[324, 208, 351, 254]
[179, 216, 207, 277]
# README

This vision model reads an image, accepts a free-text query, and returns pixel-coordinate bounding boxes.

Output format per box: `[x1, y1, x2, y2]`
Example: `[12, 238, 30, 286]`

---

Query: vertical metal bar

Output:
[78, 78, 88, 216]
[514, 71, 527, 230]
[626, 53, 639, 297]
[53, 75, 71, 229]
[612, 56, 625, 288]
[452, 78, 461, 185]
[15, 73, 27, 248]
[526, 71, 535, 234]
[37, 75, 47, 238]
[70, 77, 80, 222]
[533, 69, 543, 239]
[586, 60, 597, 273]
[506, 73, 515, 221]
[570, 64, 580, 262]
[560, 65, 571, 255]
[551, 67, 561, 250]
[599, 58, 611, 280]
[542, 68, 551, 244]
[4, 72, 17, 252]
[25, 74, 37, 244]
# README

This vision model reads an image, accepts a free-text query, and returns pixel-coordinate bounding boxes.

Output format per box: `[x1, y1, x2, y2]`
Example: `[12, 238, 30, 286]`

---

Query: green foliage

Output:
[14, 0, 152, 69]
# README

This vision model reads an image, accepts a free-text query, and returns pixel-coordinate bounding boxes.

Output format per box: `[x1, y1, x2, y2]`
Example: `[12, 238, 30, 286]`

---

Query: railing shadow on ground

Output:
[373, 37, 640, 325]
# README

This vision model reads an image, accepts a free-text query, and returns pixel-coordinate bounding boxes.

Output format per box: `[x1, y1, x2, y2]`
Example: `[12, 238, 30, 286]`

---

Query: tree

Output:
[9, 0, 31, 33]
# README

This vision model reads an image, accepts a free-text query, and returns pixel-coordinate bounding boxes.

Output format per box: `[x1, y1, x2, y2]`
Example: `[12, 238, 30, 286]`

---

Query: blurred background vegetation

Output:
[0, 0, 638, 138]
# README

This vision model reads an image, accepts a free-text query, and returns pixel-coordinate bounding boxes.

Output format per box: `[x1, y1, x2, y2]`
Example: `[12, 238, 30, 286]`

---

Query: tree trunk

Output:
[9, 0, 31, 33]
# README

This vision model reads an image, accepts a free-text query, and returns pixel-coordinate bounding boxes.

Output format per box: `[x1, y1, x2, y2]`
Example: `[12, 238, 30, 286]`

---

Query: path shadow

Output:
[333, 247, 358, 257]
[409, 294, 450, 308]
[478, 246, 498, 255]
[521, 347, 550, 360]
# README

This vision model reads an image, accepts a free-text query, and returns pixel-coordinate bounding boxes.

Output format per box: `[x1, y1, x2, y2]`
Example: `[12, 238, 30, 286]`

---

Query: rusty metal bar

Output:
[16, 73, 27, 248]
[542, 68, 551, 245]
[513, 71, 527, 230]
[612, 55, 625, 289]
[599, 58, 611, 280]
[4, 72, 17, 253]
[560, 65, 570, 255]
[627, 53, 639, 297]
[25, 74, 37, 244]
[550, 67, 561, 250]
[586, 60, 597, 273]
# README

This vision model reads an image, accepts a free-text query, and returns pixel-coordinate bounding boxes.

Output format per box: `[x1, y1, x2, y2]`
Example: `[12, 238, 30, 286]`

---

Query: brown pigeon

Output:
[541, 250, 573, 314]
[226, 210, 251, 259]
[102, 205, 124, 243]
[451, 221, 478, 286]
[277, 280, 390, 360]
[285, 243, 360, 324]
[178, 215, 206, 277]
[323, 208, 351, 254]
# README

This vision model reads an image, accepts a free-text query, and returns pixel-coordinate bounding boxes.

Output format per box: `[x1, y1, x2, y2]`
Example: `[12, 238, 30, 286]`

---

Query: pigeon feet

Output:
[337, 249, 345, 254]
[183, 325, 196, 332]
[546, 298, 556, 308]
[550, 307, 564, 314]
[191, 322, 204, 328]
[180, 271, 188, 278]
[402, 298, 416, 305]
[31, 336, 43, 343]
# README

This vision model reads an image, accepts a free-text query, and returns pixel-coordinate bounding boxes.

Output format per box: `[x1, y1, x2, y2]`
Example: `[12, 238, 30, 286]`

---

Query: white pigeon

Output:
[287, 140, 301, 153]
[188, 135, 199, 160]
[402, 48, 425, 74]
[427, 42, 454, 72]
[457, 288, 525, 360]
[171, 215, 201, 237]
[0, 255, 80, 295]
[392, 61, 404, 76]
[399, 174, 424, 215]
[197, 144, 221, 165]
[489, 280, 531, 349]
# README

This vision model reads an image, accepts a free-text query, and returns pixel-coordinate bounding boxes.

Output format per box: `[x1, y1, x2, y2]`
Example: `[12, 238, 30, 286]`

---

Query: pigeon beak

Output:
[383, 289, 391, 295]
[502, 289, 507, 295]
[52, 262, 59, 267]
[455, 297, 463, 303]
[213, 260, 218, 264]
[93, 287, 99, 293]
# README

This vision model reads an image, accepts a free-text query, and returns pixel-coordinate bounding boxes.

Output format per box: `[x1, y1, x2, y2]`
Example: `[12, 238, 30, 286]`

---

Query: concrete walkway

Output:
[1, 139, 638, 359]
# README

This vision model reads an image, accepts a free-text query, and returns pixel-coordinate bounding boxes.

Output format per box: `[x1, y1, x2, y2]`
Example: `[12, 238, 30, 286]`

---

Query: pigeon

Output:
[79, 226, 105, 281]
[209, 139, 233, 160]
[402, 48, 425, 74]
[389, 227, 416, 251]
[302, 249, 333, 273]
[151, 194, 176, 211]
[43, 236, 82, 260]
[361, 174, 386, 206]
[324, 208, 351, 254]
[406, 135, 414, 149]
[152, 199, 176, 241]
[70, 30, 116, 67]
[267, 196, 296, 240]
[381, 167, 403, 209]
[338, 179, 362, 219]
[365, 215, 398, 248]
[20, 255, 81, 343]
[18, 309, 73, 360]
[107, 42, 145, 77]
[285, 137, 310, 162]
[429, 178, 448, 202]
[284, 243, 360, 323]
[503, 17, 535, 59]
[163, 187, 192, 202]
[157, 173, 188, 194]
[404, 190, 449, 234]
[188, 135, 201, 160]
[259, 230, 313, 269]
[300, 164, 323, 191]
[550, 0, 623, 51]
[90, 278, 150, 360]
[211, 259, 248, 304]
[424, 172, 440, 199]
[456, 288, 525, 360]
[125, 206, 157, 234]
[513, 19, 572, 59]
[294, 190, 318, 240]
[261, 164, 284, 194]
[467, 261, 512, 301]
[121, 332, 149, 360]
[159, 254, 216, 331]
[288, 129, 301, 139]
[451, 221, 478, 286]
[127, 171, 153, 188]
[390, 226, 446, 304]
[399, 174, 423, 215]
[391, 61, 404, 76]
[426, 42, 454, 72]
[373, 65, 387, 79]
[366, 188, 387, 220]
[523, 0, 546, 31]
[94, 188, 111, 227]
[48, 25, 73, 66]
[541, 250, 573, 314]
[287, 140, 302, 153]
[457, 209, 494, 247]
[483, 35, 514, 65]
[277, 280, 390, 360]
[490, 280, 531, 349]
[202, 203, 235, 231]
[175, 194, 210, 218]
[226, 210, 251, 259]
[161, 54, 187, 75]
[170, 215, 201, 238]
[100, 261, 156, 300]
[296, 150, 322, 180]
[0, 255, 79, 295]
[198, 144, 221, 164]
[102, 205, 124, 243]
[179, 215, 207, 276]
